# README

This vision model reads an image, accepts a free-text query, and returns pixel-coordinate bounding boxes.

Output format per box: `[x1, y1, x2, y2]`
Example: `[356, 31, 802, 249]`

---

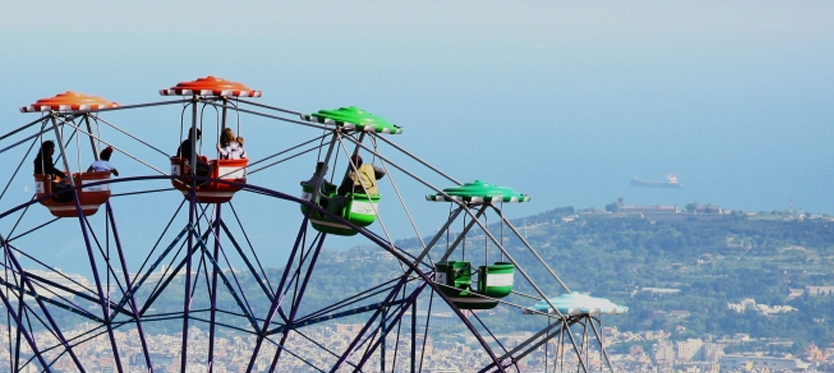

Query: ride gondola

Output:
[161, 76, 260, 204]
[299, 106, 400, 236]
[21, 91, 121, 217]
[427, 180, 530, 309]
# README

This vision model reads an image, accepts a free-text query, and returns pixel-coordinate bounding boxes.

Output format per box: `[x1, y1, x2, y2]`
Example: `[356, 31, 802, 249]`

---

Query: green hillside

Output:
[422, 206, 834, 351]
[388, 206, 834, 349]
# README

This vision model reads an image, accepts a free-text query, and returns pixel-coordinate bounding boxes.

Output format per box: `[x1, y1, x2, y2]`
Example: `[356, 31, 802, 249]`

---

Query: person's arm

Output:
[48, 162, 67, 179]
[87, 165, 94, 173]
[217, 144, 229, 159]
[321, 179, 337, 195]
[111, 168, 119, 177]
[337, 174, 353, 195]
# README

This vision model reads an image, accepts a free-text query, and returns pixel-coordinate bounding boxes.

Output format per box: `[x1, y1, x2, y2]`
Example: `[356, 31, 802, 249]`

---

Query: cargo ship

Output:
[630, 174, 683, 188]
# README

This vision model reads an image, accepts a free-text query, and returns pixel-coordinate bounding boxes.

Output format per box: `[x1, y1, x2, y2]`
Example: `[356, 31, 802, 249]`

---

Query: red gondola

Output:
[161, 76, 260, 204]
[169, 157, 248, 204]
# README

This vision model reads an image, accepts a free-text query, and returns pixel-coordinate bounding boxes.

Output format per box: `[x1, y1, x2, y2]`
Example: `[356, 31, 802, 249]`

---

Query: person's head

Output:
[315, 161, 327, 175]
[100, 146, 113, 161]
[236, 136, 245, 147]
[220, 128, 235, 145]
[188, 128, 202, 140]
[349, 154, 363, 167]
[39, 140, 55, 157]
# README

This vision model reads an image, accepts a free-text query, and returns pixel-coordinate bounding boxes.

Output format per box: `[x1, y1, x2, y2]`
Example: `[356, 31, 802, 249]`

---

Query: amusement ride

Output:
[0, 76, 626, 372]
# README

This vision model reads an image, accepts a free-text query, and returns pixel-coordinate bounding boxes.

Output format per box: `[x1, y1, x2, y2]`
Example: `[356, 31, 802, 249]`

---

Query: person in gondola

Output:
[236, 136, 247, 159]
[216, 128, 245, 160]
[305, 162, 336, 209]
[337, 154, 378, 195]
[87, 146, 119, 176]
[34, 140, 66, 178]
[329, 154, 378, 215]
[177, 128, 210, 176]
[34, 140, 72, 202]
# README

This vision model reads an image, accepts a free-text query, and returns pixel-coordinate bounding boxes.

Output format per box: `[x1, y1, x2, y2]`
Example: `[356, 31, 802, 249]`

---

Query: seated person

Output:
[329, 155, 380, 215]
[216, 128, 245, 160]
[34, 140, 72, 202]
[337, 154, 378, 196]
[176, 128, 210, 176]
[87, 146, 119, 176]
[34, 140, 67, 179]
[236, 136, 248, 159]
[304, 162, 336, 209]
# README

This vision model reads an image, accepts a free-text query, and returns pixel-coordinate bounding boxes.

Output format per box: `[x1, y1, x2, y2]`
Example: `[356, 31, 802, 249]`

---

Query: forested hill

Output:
[393, 206, 834, 350]
[511, 207, 834, 295]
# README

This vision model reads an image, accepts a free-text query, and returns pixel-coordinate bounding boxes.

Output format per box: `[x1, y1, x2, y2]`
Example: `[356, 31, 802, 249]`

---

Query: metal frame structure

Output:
[0, 78, 619, 372]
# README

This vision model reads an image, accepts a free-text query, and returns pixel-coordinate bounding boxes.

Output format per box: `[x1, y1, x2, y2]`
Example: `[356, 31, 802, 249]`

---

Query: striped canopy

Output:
[20, 91, 121, 113]
[304, 106, 403, 134]
[159, 76, 262, 97]
[525, 293, 628, 316]
[427, 180, 530, 203]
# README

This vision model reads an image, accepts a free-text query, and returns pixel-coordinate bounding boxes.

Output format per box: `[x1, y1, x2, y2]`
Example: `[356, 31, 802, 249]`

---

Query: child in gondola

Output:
[236, 136, 247, 159]
[217, 128, 245, 160]
[87, 146, 119, 176]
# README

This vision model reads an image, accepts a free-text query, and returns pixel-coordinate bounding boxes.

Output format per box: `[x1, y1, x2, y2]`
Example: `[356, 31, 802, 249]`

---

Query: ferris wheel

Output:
[0, 76, 626, 373]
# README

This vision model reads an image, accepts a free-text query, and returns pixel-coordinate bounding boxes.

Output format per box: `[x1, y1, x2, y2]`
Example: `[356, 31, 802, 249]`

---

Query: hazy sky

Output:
[1, 1, 833, 262]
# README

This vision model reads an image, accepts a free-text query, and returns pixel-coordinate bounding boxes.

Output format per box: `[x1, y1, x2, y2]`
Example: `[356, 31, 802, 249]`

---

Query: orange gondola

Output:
[22, 91, 122, 218]
[34, 171, 111, 217]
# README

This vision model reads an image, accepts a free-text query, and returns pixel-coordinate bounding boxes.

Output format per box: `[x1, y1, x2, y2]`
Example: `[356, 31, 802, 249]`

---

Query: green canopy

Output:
[305, 106, 403, 134]
[426, 180, 530, 203]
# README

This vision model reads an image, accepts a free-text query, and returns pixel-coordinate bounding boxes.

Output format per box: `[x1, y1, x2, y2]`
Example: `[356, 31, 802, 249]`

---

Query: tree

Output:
[685, 203, 698, 213]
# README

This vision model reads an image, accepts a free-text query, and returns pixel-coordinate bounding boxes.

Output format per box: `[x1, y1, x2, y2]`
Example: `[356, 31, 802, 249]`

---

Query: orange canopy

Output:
[20, 91, 121, 113]
[159, 76, 262, 98]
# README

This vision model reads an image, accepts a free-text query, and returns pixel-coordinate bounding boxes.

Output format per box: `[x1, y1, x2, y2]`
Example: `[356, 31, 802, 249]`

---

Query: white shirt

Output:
[89, 160, 116, 172]
[219, 141, 246, 160]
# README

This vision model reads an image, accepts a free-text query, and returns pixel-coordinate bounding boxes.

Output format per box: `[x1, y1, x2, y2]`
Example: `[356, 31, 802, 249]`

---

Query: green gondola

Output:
[434, 260, 515, 310]
[300, 182, 381, 236]
[299, 106, 399, 236]
[428, 180, 529, 310]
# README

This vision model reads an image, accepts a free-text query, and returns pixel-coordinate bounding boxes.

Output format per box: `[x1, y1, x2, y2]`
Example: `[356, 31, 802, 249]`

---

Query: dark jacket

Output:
[34, 155, 67, 178]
